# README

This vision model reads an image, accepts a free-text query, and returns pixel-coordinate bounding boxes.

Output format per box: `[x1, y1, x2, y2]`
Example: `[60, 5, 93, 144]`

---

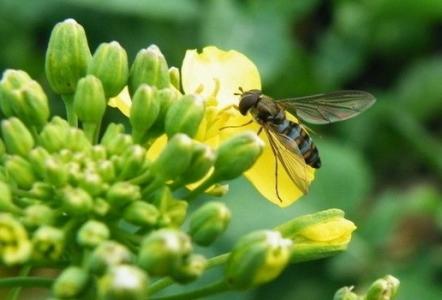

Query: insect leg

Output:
[219, 119, 253, 131]
[257, 127, 263, 136]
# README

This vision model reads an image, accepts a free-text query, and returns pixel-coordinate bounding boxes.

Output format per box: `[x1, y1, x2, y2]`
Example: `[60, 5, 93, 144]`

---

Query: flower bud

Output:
[212, 131, 263, 181]
[0, 181, 20, 214]
[128, 45, 170, 95]
[151, 133, 193, 181]
[29, 182, 54, 200]
[145, 87, 179, 139]
[275, 209, 357, 263]
[164, 199, 188, 227]
[165, 94, 204, 138]
[189, 201, 231, 246]
[365, 275, 400, 300]
[39, 118, 70, 153]
[225, 230, 292, 290]
[45, 19, 91, 94]
[0, 213, 31, 265]
[66, 128, 92, 152]
[177, 142, 215, 184]
[118, 145, 148, 180]
[60, 186, 94, 215]
[123, 201, 159, 228]
[102, 133, 133, 156]
[44, 156, 69, 187]
[205, 183, 229, 197]
[88, 41, 129, 97]
[79, 170, 105, 196]
[98, 265, 148, 300]
[129, 84, 159, 143]
[23, 204, 55, 228]
[100, 122, 125, 145]
[5, 155, 36, 189]
[1, 117, 34, 157]
[87, 241, 133, 275]
[106, 182, 141, 208]
[52, 266, 89, 298]
[138, 228, 192, 276]
[333, 287, 359, 300]
[171, 254, 207, 283]
[77, 220, 110, 248]
[93, 197, 111, 217]
[0, 69, 32, 117]
[96, 160, 116, 183]
[168, 66, 180, 90]
[74, 75, 106, 123]
[31, 225, 65, 260]
[28, 147, 51, 176]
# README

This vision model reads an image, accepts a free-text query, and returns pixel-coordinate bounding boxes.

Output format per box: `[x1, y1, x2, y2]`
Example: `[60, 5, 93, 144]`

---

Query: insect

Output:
[237, 88, 376, 200]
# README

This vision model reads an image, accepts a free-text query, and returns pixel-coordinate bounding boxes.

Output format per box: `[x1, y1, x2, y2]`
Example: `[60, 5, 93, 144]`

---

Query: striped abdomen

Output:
[279, 120, 321, 168]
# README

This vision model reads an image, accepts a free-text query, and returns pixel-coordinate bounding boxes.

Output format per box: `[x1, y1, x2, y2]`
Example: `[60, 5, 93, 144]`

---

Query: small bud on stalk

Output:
[52, 266, 90, 298]
[165, 94, 205, 138]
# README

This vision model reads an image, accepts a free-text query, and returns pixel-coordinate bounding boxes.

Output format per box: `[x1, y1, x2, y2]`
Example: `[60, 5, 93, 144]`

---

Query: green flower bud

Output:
[5, 155, 36, 189]
[87, 241, 133, 275]
[128, 45, 169, 95]
[98, 265, 148, 300]
[77, 220, 110, 248]
[151, 133, 193, 181]
[32, 225, 65, 260]
[106, 182, 141, 208]
[225, 230, 292, 290]
[79, 170, 105, 196]
[205, 183, 229, 197]
[93, 197, 111, 217]
[129, 84, 160, 143]
[100, 123, 125, 145]
[28, 147, 51, 176]
[212, 131, 263, 181]
[365, 275, 400, 300]
[118, 145, 148, 180]
[29, 182, 54, 200]
[74, 75, 106, 124]
[0, 69, 32, 117]
[0, 181, 20, 214]
[60, 186, 93, 215]
[1, 117, 34, 157]
[168, 66, 180, 90]
[89, 145, 107, 160]
[96, 160, 116, 183]
[23, 204, 55, 228]
[19, 80, 50, 128]
[44, 156, 68, 187]
[150, 187, 187, 227]
[333, 287, 359, 300]
[88, 41, 129, 97]
[123, 201, 159, 228]
[165, 94, 204, 138]
[138, 228, 192, 276]
[177, 142, 215, 184]
[0, 213, 31, 265]
[189, 201, 231, 246]
[45, 19, 91, 94]
[102, 133, 133, 156]
[53, 266, 90, 299]
[171, 254, 207, 283]
[145, 87, 180, 140]
[275, 209, 357, 263]
[39, 118, 70, 153]
[66, 128, 92, 152]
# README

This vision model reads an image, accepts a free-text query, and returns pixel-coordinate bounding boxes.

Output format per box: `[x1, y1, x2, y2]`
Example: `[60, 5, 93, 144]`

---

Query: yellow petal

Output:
[181, 46, 261, 108]
[108, 86, 131, 116]
[299, 218, 357, 244]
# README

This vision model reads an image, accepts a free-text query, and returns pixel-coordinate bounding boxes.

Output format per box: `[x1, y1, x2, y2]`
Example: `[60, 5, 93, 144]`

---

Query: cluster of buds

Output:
[0, 19, 388, 300]
[334, 275, 400, 300]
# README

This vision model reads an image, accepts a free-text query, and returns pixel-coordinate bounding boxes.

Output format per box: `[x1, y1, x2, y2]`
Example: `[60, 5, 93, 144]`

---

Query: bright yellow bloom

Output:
[110, 46, 315, 207]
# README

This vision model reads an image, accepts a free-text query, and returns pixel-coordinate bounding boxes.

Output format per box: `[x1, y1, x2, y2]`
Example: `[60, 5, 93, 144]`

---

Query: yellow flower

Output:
[110, 46, 315, 207]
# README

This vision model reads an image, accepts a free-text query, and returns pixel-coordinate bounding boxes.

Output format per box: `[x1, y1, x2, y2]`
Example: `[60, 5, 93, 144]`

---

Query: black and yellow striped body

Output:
[250, 96, 321, 169]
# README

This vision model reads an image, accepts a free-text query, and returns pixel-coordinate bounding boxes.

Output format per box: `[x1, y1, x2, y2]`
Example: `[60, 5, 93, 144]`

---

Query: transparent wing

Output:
[262, 123, 310, 196]
[275, 90, 376, 124]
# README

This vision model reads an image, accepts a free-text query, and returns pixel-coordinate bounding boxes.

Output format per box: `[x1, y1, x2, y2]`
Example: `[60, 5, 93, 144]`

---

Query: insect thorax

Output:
[251, 98, 285, 124]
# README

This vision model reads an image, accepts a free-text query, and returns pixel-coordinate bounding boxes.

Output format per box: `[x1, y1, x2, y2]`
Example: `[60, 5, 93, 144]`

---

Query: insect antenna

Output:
[233, 86, 244, 96]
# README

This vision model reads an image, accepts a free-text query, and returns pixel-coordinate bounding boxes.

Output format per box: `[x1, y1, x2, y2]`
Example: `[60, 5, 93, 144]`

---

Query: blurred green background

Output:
[0, 0, 441, 299]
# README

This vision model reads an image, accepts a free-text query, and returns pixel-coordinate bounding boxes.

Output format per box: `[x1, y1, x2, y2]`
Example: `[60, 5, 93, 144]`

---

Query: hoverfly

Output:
[237, 88, 375, 200]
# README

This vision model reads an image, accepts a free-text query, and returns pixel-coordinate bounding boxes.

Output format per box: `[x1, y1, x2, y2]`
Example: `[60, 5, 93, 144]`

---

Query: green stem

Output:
[62, 94, 78, 127]
[0, 277, 53, 289]
[148, 253, 230, 295]
[150, 279, 229, 300]
[7, 265, 32, 300]
[83, 122, 98, 144]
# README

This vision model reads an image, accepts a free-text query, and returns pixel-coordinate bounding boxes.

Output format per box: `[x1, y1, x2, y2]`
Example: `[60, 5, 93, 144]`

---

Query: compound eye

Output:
[238, 94, 259, 115]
